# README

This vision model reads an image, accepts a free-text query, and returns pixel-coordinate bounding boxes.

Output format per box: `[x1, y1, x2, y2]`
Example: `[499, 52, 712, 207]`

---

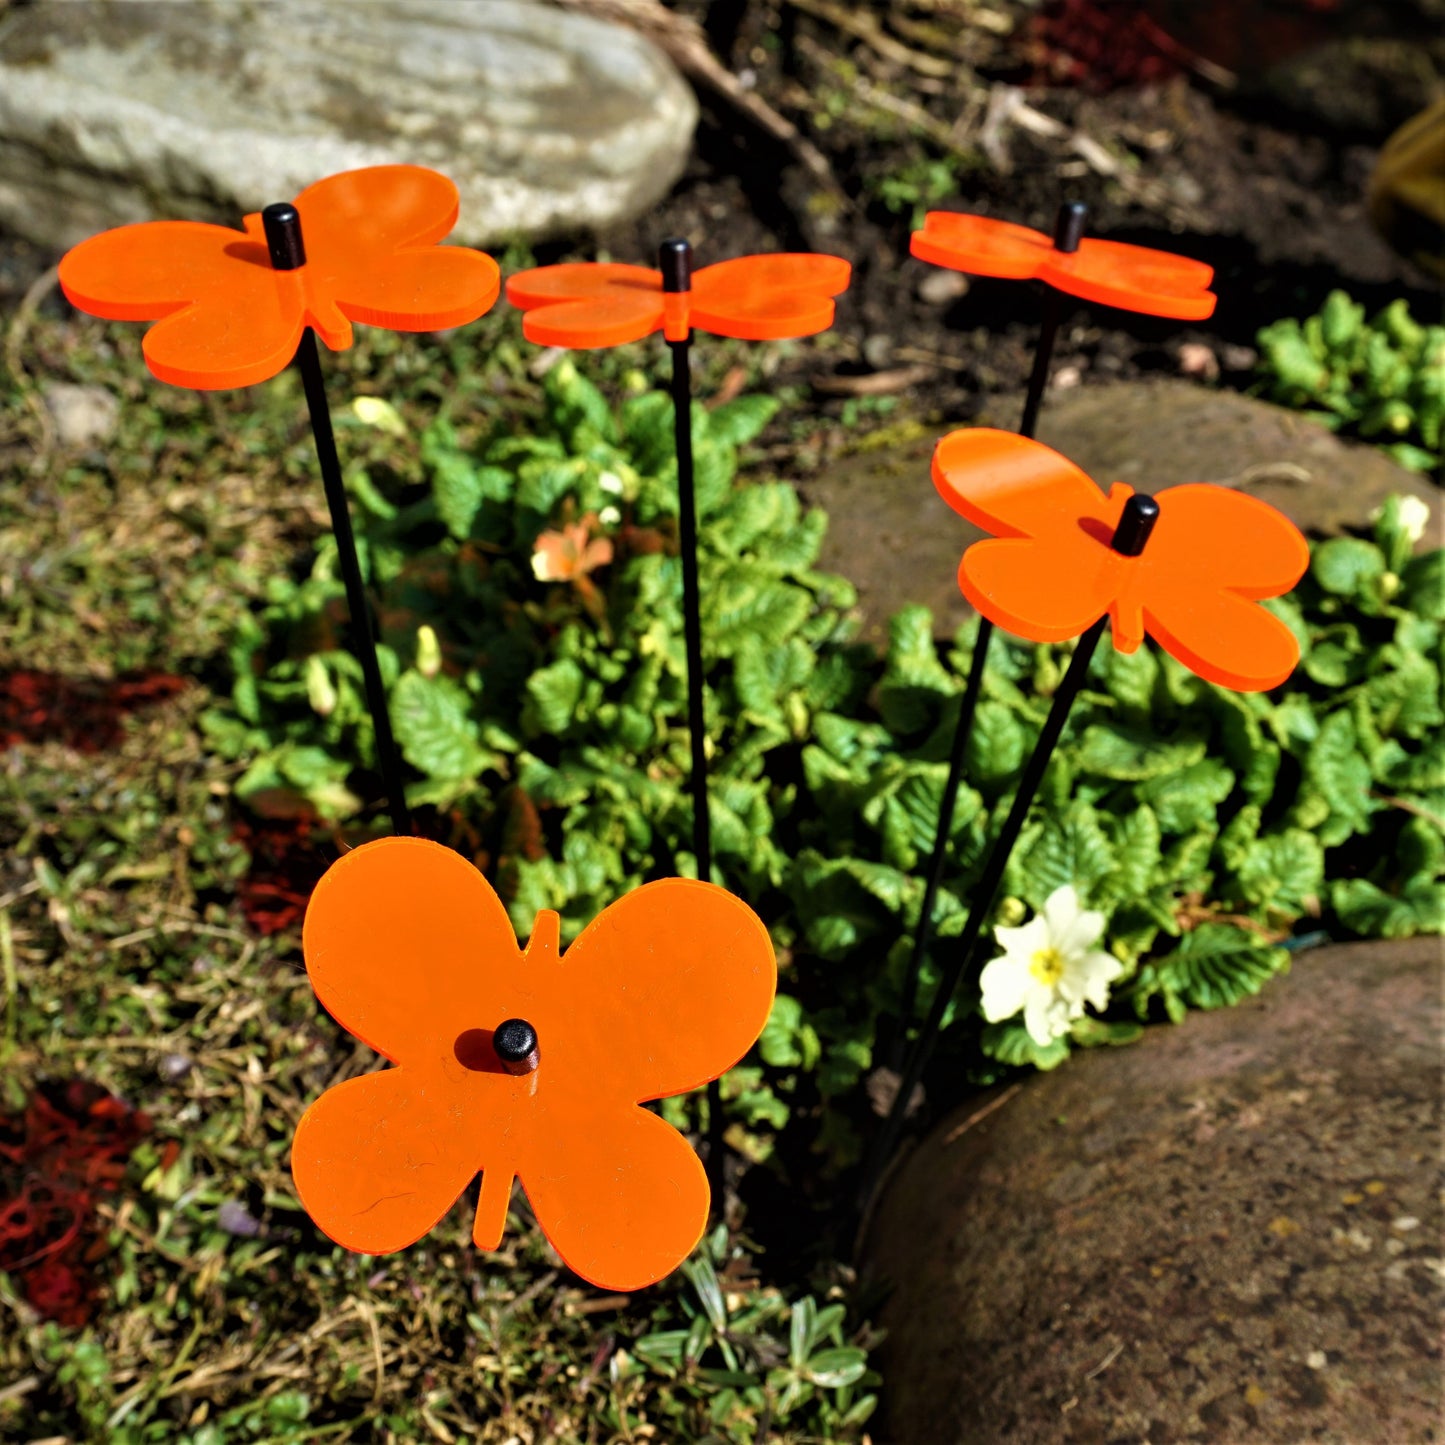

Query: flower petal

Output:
[521, 1104, 709, 1290]
[979, 951, 1031, 1023]
[1023, 990, 1073, 1048]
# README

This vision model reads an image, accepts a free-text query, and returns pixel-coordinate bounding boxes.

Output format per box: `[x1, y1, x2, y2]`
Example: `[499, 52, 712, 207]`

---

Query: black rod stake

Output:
[890, 201, 1090, 1068]
[661, 237, 725, 1197]
[261, 203, 413, 836]
[862, 491, 1158, 1213]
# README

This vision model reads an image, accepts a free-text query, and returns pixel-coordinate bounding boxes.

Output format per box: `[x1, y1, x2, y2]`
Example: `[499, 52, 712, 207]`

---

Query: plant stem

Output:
[295, 329, 413, 835]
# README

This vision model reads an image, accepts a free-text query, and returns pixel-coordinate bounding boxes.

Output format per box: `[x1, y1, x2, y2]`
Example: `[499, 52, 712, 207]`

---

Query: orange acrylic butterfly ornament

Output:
[932, 429, 1310, 692]
[911, 211, 1216, 320]
[58, 166, 501, 389]
[290, 838, 776, 1291]
[506, 253, 851, 348]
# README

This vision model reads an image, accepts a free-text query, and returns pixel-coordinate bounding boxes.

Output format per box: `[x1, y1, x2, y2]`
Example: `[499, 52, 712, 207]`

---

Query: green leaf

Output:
[389, 672, 493, 782]
[1140, 758, 1235, 834]
[804, 1347, 869, 1389]
[965, 700, 1026, 785]
[759, 994, 822, 1070]
[1311, 537, 1385, 599]
[1401, 550, 1445, 621]
[980, 1020, 1071, 1071]
[1019, 804, 1114, 908]
[523, 659, 585, 737]
[1075, 723, 1206, 781]
[1332, 876, 1445, 938]
[709, 394, 780, 448]
[1136, 923, 1288, 1012]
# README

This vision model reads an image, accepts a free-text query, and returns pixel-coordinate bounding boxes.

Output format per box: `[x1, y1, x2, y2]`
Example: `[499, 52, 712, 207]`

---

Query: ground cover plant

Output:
[3, 0, 1442, 1427]
[3, 272, 1442, 1436]
[1256, 291, 1445, 475]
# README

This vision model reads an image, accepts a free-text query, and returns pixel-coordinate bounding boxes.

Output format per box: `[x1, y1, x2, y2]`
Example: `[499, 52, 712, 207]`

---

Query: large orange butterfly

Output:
[58, 166, 501, 390]
[911, 212, 1216, 320]
[506, 253, 851, 348]
[932, 429, 1309, 692]
[290, 838, 776, 1291]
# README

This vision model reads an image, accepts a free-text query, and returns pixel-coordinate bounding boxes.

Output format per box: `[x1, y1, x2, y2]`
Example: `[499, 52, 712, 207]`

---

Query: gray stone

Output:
[863, 938, 1444, 1445]
[0, 0, 697, 251]
[42, 382, 119, 449]
[803, 383, 1439, 647]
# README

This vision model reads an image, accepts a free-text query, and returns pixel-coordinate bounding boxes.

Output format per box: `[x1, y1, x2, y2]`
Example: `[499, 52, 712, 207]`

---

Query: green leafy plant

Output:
[209, 357, 1443, 1169]
[1255, 290, 1445, 473]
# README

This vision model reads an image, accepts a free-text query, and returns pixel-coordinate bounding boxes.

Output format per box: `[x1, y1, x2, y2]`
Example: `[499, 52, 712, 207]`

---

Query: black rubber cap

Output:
[261, 203, 307, 271]
[1053, 201, 1088, 254]
[493, 1018, 540, 1074]
[658, 236, 693, 292]
[1110, 493, 1161, 557]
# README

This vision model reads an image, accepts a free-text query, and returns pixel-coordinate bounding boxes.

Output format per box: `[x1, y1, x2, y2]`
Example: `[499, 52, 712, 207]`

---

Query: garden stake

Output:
[658, 237, 723, 1187]
[261, 203, 413, 836]
[864, 492, 1160, 1209]
[892, 201, 1088, 1067]
[56, 165, 501, 832]
[505, 244, 850, 1198]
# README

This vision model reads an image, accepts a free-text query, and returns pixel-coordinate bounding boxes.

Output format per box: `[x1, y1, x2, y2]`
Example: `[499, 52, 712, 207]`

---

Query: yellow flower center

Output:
[1030, 946, 1065, 986]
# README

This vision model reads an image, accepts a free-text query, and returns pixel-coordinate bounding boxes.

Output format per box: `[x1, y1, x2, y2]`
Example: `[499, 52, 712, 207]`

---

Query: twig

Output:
[553, 0, 840, 191]
[3, 263, 60, 476]
[942, 1082, 1022, 1144]
[811, 363, 935, 396]
[786, 0, 955, 78]
[1084, 1340, 1125, 1379]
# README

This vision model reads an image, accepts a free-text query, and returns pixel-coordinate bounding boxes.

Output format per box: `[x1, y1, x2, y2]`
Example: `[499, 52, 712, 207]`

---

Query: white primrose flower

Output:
[979, 884, 1124, 1047]
[1370, 493, 1432, 547]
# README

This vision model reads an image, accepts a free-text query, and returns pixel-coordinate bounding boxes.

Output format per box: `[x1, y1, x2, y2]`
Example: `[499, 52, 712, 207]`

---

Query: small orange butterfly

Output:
[506, 253, 851, 347]
[932, 429, 1309, 692]
[291, 838, 776, 1291]
[911, 211, 1216, 320]
[59, 166, 500, 390]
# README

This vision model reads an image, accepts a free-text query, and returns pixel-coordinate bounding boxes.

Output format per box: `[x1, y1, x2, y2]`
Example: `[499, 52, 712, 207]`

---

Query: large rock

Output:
[864, 938, 1444, 1445]
[0, 0, 697, 250]
[803, 382, 1438, 646]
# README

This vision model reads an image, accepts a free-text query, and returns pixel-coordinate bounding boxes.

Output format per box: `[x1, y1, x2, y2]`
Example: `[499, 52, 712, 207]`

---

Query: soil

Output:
[576, 0, 1443, 447]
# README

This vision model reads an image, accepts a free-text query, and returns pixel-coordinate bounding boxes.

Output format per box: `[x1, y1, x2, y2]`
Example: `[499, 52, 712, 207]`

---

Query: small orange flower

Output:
[931, 429, 1309, 692]
[290, 838, 776, 1290]
[531, 516, 615, 584]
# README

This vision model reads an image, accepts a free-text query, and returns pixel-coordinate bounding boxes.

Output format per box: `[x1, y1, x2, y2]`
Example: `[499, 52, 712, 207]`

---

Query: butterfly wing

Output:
[1135, 485, 1309, 690]
[506, 263, 664, 347]
[290, 837, 529, 1253]
[1045, 239, 1216, 320]
[689, 254, 852, 340]
[909, 213, 1053, 279]
[294, 166, 501, 346]
[514, 878, 775, 1288]
[59, 221, 305, 389]
[292, 1067, 485, 1255]
[932, 427, 1128, 642]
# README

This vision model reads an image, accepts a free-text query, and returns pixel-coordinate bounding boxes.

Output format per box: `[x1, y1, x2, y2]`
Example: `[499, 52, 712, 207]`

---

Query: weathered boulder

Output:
[802, 382, 1438, 646]
[0, 0, 697, 250]
[864, 938, 1443, 1444]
